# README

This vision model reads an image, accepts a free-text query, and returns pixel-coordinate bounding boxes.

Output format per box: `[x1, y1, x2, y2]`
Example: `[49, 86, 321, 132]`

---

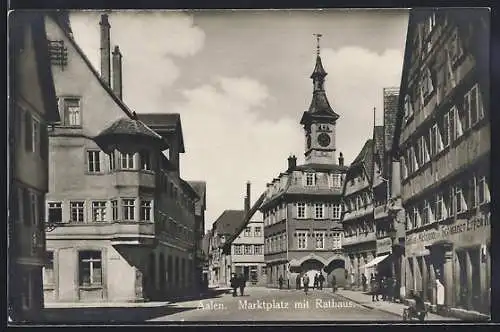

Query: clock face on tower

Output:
[317, 133, 331, 147]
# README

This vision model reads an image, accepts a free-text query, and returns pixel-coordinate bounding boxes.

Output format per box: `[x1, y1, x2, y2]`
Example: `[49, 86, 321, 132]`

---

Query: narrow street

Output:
[43, 287, 401, 323]
[150, 287, 399, 322]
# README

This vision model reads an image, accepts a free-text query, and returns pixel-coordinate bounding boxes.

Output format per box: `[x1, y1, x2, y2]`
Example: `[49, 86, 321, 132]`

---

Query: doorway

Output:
[470, 247, 481, 311]
[244, 266, 250, 282]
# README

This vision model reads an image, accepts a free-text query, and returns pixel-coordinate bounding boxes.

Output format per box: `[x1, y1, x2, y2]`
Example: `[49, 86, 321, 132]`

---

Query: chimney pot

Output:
[100, 14, 111, 87]
[287, 155, 297, 171]
[112, 45, 123, 99]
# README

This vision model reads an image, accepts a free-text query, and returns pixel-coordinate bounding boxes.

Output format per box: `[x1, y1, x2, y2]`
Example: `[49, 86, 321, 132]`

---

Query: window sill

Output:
[85, 172, 106, 176]
[79, 285, 103, 290]
[43, 285, 55, 290]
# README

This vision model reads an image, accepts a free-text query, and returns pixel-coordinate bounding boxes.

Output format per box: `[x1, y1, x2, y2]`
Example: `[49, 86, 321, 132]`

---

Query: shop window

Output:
[79, 251, 102, 287]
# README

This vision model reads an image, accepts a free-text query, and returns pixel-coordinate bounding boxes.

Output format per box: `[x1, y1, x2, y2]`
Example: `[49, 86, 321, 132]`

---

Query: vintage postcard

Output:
[8, 8, 490, 324]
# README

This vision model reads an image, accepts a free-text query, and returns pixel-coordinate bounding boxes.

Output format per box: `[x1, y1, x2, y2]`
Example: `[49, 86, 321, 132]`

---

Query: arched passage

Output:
[301, 259, 324, 287]
[324, 258, 346, 288]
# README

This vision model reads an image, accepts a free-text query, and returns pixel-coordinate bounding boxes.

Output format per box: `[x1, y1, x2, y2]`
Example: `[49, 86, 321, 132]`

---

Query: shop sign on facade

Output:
[376, 237, 392, 255]
[405, 213, 490, 255]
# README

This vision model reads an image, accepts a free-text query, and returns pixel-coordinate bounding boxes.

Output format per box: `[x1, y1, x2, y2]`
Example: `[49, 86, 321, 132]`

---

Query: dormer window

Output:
[305, 173, 315, 186]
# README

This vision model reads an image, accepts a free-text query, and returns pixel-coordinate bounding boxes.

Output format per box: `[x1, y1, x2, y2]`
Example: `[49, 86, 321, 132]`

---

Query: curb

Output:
[332, 292, 403, 318]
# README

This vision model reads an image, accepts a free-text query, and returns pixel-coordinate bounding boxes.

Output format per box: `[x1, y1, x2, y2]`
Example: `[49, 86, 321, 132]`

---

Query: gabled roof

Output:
[180, 179, 200, 200]
[188, 181, 207, 210]
[213, 210, 245, 237]
[49, 12, 135, 121]
[138, 113, 185, 153]
[347, 138, 375, 184]
[373, 125, 385, 170]
[13, 12, 60, 123]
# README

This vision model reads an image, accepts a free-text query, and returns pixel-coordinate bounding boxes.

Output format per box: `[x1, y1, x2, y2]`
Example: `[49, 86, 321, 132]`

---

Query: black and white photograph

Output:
[7, 8, 491, 324]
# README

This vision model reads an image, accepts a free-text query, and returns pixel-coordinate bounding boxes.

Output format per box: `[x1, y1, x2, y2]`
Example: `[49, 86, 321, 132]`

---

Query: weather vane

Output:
[313, 33, 323, 56]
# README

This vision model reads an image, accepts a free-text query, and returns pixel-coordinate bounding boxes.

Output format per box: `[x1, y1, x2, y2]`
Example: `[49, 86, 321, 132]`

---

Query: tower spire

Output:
[314, 33, 322, 56]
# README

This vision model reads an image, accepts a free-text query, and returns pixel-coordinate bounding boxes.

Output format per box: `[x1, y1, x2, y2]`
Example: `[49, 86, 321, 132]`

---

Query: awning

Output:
[362, 254, 389, 268]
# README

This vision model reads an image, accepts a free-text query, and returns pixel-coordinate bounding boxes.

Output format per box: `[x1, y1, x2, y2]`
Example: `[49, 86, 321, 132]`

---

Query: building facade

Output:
[230, 219, 266, 286]
[341, 138, 378, 290]
[188, 181, 208, 292]
[260, 45, 347, 289]
[9, 12, 60, 322]
[42, 13, 200, 303]
[371, 88, 406, 298]
[391, 9, 490, 318]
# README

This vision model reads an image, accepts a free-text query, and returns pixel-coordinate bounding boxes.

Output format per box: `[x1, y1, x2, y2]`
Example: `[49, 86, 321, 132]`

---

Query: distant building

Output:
[259, 42, 348, 289]
[392, 9, 490, 319]
[9, 12, 60, 322]
[211, 210, 246, 287]
[188, 181, 207, 292]
[43, 13, 199, 303]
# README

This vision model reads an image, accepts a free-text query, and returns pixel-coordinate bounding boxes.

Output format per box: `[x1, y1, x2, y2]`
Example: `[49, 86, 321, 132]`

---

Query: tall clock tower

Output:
[300, 34, 340, 165]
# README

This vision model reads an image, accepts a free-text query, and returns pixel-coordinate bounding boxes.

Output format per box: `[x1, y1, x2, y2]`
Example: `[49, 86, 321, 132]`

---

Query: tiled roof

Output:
[213, 210, 245, 237]
[188, 181, 206, 208]
[138, 113, 185, 153]
[293, 163, 348, 172]
[373, 125, 385, 171]
[96, 116, 164, 140]
[307, 91, 339, 119]
[351, 139, 373, 165]
[137, 113, 180, 128]
[180, 179, 200, 200]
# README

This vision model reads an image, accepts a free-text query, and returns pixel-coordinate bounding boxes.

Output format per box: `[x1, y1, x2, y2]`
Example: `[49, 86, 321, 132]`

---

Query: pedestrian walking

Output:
[296, 274, 301, 290]
[302, 274, 310, 295]
[278, 275, 284, 290]
[238, 274, 246, 296]
[361, 274, 367, 292]
[370, 273, 379, 301]
[436, 278, 445, 313]
[318, 273, 325, 290]
[313, 274, 319, 290]
[230, 273, 238, 297]
[331, 275, 337, 293]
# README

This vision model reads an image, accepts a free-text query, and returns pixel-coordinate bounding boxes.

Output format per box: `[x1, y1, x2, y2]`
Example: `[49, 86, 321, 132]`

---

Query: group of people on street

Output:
[369, 273, 398, 302]
[288, 272, 336, 294]
[230, 273, 247, 297]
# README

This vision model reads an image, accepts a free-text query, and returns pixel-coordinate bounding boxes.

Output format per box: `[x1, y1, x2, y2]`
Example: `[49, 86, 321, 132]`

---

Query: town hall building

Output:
[259, 37, 348, 289]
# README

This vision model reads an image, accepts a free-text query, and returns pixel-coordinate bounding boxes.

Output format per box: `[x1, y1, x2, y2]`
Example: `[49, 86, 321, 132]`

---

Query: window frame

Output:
[297, 202, 306, 219]
[87, 150, 102, 173]
[78, 250, 103, 287]
[122, 198, 136, 221]
[297, 231, 308, 249]
[47, 202, 63, 224]
[314, 231, 325, 250]
[119, 152, 136, 170]
[305, 172, 315, 186]
[314, 203, 324, 219]
[70, 201, 85, 223]
[140, 200, 152, 222]
[111, 200, 118, 221]
[91, 201, 107, 222]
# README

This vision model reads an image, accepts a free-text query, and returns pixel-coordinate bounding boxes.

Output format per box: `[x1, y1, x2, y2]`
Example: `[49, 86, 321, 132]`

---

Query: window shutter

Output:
[23, 188, 31, 226]
[423, 136, 430, 163]
[24, 112, 32, 151]
[40, 123, 48, 160]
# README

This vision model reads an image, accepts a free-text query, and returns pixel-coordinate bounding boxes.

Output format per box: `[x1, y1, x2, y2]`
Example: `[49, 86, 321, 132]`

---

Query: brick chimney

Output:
[338, 152, 344, 166]
[245, 182, 251, 214]
[112, 46, 122, 99]
[99, 14, 111, 87]
[287, 155, 297, 171]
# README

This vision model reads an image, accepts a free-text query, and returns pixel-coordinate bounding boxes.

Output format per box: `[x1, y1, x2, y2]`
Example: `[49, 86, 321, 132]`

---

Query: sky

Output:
[69, 9, 409, 232]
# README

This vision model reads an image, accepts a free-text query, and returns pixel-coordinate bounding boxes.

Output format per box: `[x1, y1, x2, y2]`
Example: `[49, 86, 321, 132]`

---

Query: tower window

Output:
[305, 173, 315, 186]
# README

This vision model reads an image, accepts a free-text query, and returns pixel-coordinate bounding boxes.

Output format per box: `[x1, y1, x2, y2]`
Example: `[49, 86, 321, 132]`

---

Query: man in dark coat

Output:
[238, 274, 246, 296]
[278, 275, 284, 290]
[296, 274, 301, 290]
[230, 273, 238, 297]
[370, 273, 379, 301]
[318, 273, 325, 290]
[331, 275, 337, 292]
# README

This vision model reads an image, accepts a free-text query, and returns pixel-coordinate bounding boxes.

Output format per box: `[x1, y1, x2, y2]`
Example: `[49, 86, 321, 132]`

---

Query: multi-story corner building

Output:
[391, 9, 490, 318]
[9, 12, 60, 322]
[188, 181, 207, 292]
[43, 13, 200, 303]
[259, 43, 347, 289]
[371, 87, 406, 299]
[341, 136, 379, 290]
